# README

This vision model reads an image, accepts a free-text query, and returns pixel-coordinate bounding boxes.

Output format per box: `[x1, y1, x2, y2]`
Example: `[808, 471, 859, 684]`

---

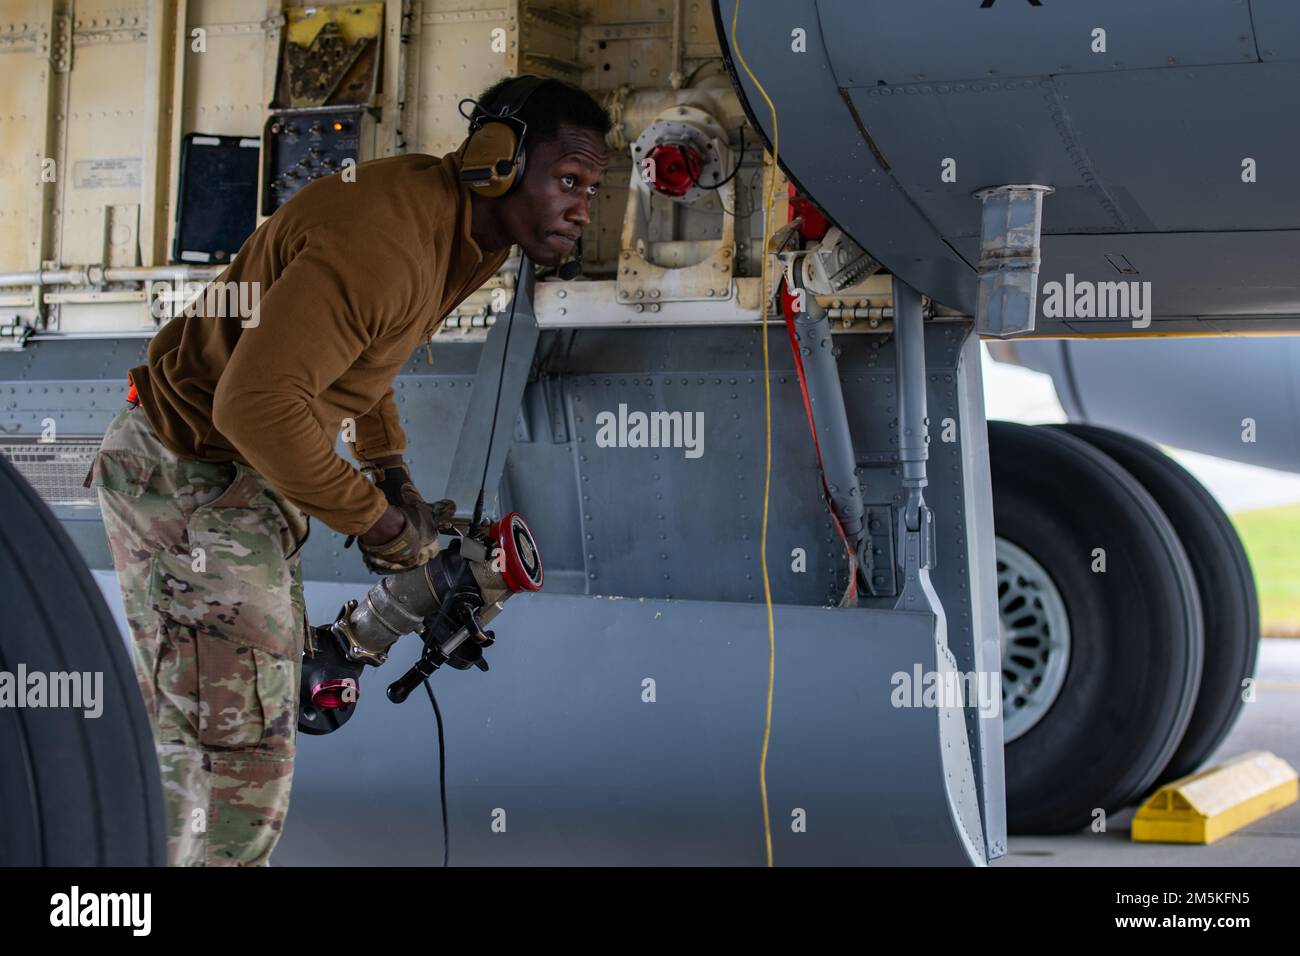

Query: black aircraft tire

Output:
[989, 422, 1204, 834]
[1054, 424, 1260, 785]
[0, 452, 165, 865]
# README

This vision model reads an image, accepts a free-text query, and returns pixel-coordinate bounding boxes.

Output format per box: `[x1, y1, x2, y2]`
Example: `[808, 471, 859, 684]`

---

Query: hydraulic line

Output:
[892, 277, 929, 530]
[790, 298, 866, 539]
[780, 288, 860, 607]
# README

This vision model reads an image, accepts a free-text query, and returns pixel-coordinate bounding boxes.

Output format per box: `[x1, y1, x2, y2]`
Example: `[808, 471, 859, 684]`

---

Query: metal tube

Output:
[669, 0, 685, 88]
[103, 265, 223, 282]
[891, 274, 942, 617]
[793, 296, 865, 539]
[0, 264, 223, 288]
[339, 550, 516, 661]
[343, 561, 449, 658]
[892, 275, 929, 517]
[0, 269, 80, 288]
[0, 272, 40, 286]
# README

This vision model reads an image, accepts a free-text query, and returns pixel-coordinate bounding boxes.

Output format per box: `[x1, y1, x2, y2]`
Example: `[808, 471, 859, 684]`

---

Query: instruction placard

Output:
[73, 158, 142, 190]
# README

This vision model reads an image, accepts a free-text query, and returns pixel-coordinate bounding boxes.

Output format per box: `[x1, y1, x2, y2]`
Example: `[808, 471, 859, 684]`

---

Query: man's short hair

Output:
[472, 76, 612, 154]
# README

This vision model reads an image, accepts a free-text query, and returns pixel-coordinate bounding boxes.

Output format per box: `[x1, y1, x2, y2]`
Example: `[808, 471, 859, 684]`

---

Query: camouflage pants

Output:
[90, 403, 310, 866]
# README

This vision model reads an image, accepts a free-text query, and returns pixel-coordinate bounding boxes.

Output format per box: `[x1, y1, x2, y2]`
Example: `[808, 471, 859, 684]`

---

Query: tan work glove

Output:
[354, 462, 457, 574]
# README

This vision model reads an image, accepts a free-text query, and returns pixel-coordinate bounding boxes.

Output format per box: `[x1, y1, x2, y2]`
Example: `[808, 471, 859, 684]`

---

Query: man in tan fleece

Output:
[89, 77, 611, 865]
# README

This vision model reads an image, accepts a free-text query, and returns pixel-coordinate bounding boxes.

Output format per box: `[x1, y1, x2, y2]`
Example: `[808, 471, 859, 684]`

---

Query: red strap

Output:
[126, 372, 139, 406]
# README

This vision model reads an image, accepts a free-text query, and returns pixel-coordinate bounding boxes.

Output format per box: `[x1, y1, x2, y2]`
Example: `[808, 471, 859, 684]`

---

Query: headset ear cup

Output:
[504, 142, 526, 196]
[463, 75, 541, 197]
[463, 122, 522, 198]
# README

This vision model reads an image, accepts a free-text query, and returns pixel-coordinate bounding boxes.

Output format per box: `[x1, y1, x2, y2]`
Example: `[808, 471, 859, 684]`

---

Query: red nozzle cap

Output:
[489, 512, 543, 592]
[644, 143, 703, 198]
[312, 678, 358, 709]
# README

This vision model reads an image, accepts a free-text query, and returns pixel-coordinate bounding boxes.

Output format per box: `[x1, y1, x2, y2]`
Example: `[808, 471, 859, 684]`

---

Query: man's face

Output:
[497, 124, 609, 266]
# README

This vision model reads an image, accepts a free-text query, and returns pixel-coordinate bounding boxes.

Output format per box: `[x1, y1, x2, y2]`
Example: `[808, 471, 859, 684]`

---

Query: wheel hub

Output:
[996, 536, 1072, 743]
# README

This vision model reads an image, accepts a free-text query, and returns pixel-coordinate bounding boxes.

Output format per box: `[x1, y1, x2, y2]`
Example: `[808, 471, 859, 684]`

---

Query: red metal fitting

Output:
[311, 678, 358, 709]
[489, 512, 544, 593]
[788, 183, 830, 241]
[645, 143, 704, 198]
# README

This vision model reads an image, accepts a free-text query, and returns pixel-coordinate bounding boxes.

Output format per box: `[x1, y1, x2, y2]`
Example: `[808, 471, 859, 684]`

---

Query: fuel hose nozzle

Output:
[298, 512, 543, 735]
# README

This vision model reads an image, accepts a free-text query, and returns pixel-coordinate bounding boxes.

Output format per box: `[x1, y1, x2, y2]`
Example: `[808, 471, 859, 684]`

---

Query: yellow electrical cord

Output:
[728, 0, 779, 869]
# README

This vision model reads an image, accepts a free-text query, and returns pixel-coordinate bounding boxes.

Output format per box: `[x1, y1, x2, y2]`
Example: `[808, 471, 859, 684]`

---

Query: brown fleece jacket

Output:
[130, 150, 510, 535]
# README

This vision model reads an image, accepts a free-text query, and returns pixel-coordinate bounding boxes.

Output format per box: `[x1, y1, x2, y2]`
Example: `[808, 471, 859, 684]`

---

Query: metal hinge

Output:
[859, 504, 897, 597]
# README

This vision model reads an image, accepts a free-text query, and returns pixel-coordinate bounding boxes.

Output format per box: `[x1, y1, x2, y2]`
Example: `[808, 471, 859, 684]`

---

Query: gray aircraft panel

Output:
[845, 81, 1131, 241]
[945, 230, 1300, 322]
[1053, 63, 1300, 232]
[1002, 336, 1300, 472]
[1253, 0, 1300, 60]
[714, 0, 1300, 330]
[954, 337, 1006, 858]
[560, 372, 846, 602]
[86, 572, 985, 866]
[445, 272, 540, 514]
[7, 309, 1006, 865]
[280, 586, 981, 866]
[822, 0, 1256, 86]
[713, 0, 977, 313]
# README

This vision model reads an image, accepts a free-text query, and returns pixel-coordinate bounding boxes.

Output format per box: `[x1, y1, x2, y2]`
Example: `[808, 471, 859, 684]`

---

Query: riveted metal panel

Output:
[947, 229, 1300, 325]
[716, 0, 1300, 329]
[182, 0, 271, 140]
[1052, 63, 1300, 232]
[1251, 0, 1300, 62]
[0, 335, 151, 568]
[26, 324, 993, 610]
[0, 6, 55, 273]
[59, 1, 149, 265]
[415, 3, 513, 156]
[585, 0, 674, 92]
[0, 378, 136, 437]
[821, 0, 1257, 87]
[846, 79, 1131, 245]
[715, 0, 977, 314]
[37, 314, 1005, 863]
[566, 372, 846, 602]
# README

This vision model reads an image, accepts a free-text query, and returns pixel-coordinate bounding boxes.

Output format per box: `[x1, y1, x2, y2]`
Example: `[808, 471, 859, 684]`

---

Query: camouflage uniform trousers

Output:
[90, 403, 311, 866]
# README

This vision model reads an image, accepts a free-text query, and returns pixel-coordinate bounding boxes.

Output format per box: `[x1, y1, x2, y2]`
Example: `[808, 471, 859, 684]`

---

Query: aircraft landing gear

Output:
[991, 421, 1262, 834]
[989, 421, 1205, 834]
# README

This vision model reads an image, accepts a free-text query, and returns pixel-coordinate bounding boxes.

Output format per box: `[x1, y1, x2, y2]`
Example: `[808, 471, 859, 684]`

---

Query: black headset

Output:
[458, 74, 548, 198]
[458, 75, 584, 279]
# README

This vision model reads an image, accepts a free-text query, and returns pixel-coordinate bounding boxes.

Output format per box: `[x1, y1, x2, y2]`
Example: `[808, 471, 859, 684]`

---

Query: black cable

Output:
[683, 160, 760, 219]
[424, 678, 449, 867]
[687, 126, 745, 190]
[416, 252, 525, 867]
[472, 253, 526, 529]
[409, 554, 472, 867]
